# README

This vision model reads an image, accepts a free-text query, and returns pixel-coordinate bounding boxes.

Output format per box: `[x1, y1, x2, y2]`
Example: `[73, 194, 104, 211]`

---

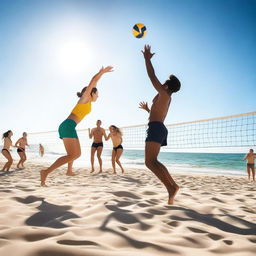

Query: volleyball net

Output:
[27, 112, 256, 152]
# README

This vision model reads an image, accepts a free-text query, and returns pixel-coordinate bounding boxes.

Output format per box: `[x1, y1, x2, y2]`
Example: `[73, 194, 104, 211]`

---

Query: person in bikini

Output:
[243, 149, 256, 181]
[40, 66, 113, 186]
[88, 120, 107, 173]
[106, 125, 124, 174]
[39, 144, 44, 157]
[140, 45, 181, 205]
[1, 130, 14, 172]
[15, 132, 29, 169]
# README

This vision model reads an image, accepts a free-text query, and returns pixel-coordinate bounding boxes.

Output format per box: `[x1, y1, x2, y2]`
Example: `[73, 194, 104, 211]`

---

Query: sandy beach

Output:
[0, 161, 255, 256]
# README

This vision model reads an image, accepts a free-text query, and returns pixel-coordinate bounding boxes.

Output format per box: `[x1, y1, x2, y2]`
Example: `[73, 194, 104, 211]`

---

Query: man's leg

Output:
[97, 146, 103, 173]
[90, 147, 97, 173]
[145, 141, 179, 204]
[247, 166, 251, 181]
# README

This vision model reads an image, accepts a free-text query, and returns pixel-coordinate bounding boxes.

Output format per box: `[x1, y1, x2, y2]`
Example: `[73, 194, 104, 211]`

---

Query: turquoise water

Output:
[112, 150, 246, 175]
[24, 145, 247, 176]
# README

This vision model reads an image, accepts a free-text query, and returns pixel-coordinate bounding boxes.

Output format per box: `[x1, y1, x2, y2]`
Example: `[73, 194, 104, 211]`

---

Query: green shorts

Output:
[58, 119, 78, 139]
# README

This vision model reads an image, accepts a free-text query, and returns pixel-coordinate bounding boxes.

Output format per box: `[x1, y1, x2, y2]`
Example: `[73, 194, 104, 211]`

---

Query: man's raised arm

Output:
[142, 45, 164, 93]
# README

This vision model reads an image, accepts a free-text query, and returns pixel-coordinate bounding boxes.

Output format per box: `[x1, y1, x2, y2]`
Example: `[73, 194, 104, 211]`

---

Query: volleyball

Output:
[132, 23, 147, 38]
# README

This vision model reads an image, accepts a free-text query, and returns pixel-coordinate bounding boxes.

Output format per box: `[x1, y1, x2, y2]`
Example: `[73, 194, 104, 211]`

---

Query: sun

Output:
[56, 39, 91, 73]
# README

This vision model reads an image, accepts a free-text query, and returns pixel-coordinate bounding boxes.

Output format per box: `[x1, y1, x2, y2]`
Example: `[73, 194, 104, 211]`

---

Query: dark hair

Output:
[77, 87, 98, 98]
[2, 130, 12, 139]
[165, 75, 181, 93]
[110, 125, 123, 136]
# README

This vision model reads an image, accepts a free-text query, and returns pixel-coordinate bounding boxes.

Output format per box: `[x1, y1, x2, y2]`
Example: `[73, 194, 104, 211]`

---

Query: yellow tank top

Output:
[71, 101, 91, 121]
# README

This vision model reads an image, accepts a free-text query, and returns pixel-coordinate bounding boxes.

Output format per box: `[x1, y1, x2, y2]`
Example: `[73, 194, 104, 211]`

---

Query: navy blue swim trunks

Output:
[145, 121, 168, 146]
[113, 144, 123, 151]
[92, 142, 103, 148]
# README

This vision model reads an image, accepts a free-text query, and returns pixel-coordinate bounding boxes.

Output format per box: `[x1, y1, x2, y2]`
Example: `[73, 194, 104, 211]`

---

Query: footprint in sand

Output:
[236, 198, 245, 202]
[0, 189, 12, 193]
[137, 203, 151, 208]
[187, 227, 208, 233]
[223, 240, 233, 245]
[248, 238, 256, 243]
[183, 236, 207, 247]
[167, 221, 180, 227]
[117, 201, 136, 207]
[112, 191, 141, 199]
[211, 197, 225, 203]
[146, 199, 161, 205]
[23, 233, 53, 242]
[118, 226, 129, 231]
[147, 208, 166, 215]
[57, 240, 99, 246]
[142, 191, 157, 195]
[207, 233, 224, 241]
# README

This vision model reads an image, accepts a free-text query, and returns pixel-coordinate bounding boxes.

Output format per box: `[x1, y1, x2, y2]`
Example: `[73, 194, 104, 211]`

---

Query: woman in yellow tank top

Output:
[40, 66, 113, 186]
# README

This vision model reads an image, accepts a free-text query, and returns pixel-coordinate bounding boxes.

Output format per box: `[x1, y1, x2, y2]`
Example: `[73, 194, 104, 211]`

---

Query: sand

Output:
[0, 160, 255, 256]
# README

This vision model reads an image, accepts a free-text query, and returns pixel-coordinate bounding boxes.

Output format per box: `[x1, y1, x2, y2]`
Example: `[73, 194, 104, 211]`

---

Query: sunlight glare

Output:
[56, 39, 91, 73]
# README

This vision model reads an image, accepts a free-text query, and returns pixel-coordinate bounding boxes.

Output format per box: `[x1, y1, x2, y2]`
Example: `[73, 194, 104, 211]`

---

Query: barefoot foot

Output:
[168, 186, 180, 205]
[66, 172, 76, 176]
[40, 170, 48, 186]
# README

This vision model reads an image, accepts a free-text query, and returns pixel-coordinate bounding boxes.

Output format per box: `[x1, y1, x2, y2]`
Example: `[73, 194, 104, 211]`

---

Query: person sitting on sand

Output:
[1, 130, 14, 172]
[243, 149, 256, 181]
[140, 45, 181, 205]
[39, 144, 44, 157]
[15, 132, 29, 169]
[88, 120, 107, 173]
[106, 125, 124, 174]
[40, 66, 113, 186]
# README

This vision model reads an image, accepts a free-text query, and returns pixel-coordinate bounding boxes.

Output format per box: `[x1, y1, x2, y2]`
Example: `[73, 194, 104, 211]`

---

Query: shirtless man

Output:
[88, 120, 107, 173]
[106, 125, 124, 174]
[140, 45, 181, 204]
[243, 149, 256, 181]
[15, 132, 29, 169]
[1, 130, 13, 172]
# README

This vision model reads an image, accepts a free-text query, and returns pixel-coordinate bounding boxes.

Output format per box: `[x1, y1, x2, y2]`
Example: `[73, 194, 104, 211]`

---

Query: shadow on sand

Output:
[14, 195, 79, 229]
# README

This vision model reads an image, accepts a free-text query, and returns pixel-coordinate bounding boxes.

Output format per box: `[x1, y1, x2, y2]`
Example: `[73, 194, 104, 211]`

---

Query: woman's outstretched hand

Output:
[100, 66, 114, 74]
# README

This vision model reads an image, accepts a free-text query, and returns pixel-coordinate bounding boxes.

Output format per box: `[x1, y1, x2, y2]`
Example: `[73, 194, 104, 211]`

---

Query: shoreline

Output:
[1, 155, 248, 178]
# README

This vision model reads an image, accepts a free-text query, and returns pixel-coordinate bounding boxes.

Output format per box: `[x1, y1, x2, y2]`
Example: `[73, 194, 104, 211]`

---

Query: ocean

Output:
[21, 144, 248, 176]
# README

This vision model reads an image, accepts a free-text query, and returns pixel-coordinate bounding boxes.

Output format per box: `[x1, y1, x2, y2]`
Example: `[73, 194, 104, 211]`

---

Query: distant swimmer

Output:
[39, 144, 44, 157]
[15, 132, 29, 169]
[40, 66, 113, 186]
[1, 130, 14, 172]
[140, 45, 181, 204]
[106, 125, 124, 174]
[88, 120, 107, 173]
[243, 149, 256, 181]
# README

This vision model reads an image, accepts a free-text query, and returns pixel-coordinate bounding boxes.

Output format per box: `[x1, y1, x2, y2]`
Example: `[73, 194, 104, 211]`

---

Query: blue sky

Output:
[0, 0, 255, 138]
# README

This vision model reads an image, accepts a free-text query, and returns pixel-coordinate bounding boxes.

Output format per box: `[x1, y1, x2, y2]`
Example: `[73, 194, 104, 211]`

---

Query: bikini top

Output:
[71, 101, 91, 121]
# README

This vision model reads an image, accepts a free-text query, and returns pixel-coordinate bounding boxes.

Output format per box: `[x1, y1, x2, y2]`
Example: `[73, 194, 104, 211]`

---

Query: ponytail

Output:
[2, 130, 12, 139]
[77, 87, 98, 98]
